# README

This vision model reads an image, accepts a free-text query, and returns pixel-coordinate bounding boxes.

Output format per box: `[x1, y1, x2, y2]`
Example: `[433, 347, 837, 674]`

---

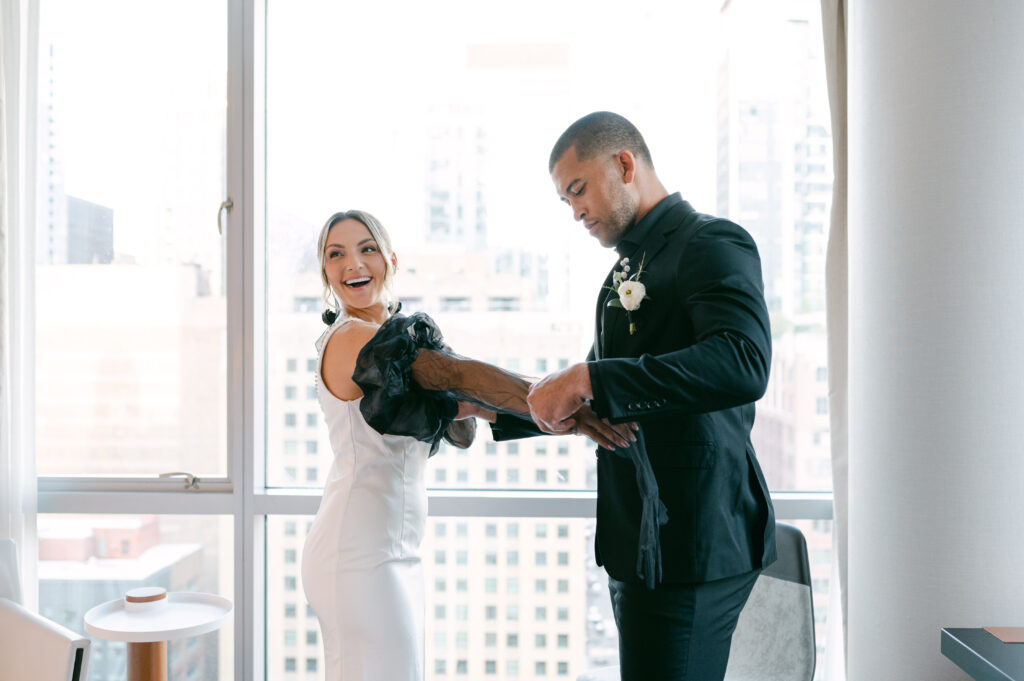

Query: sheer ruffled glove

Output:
[618, 428, 669, 589]
[353, 312, 530, 456]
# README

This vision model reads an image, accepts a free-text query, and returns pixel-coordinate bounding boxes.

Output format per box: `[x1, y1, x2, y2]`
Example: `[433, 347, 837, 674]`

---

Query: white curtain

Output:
[0, 0, 39, 610]
[820, 0, 847, 678]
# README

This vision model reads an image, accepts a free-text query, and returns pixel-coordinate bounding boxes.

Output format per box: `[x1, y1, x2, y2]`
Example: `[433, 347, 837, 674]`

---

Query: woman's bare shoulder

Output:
[321, 319, 380, 400]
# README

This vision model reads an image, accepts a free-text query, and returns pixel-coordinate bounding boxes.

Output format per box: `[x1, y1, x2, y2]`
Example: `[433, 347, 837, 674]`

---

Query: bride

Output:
[301, 209, 631, 680]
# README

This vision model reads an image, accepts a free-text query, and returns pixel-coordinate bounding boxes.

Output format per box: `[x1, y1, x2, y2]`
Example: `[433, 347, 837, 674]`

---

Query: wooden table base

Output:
[127, 640, 167, 681]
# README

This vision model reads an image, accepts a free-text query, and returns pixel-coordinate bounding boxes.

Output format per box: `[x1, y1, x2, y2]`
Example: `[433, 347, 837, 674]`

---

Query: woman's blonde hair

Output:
[317, 209, 398, 316]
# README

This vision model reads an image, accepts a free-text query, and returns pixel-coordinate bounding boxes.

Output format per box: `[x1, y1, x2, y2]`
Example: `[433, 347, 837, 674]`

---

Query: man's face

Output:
[551, 147, 638, 248]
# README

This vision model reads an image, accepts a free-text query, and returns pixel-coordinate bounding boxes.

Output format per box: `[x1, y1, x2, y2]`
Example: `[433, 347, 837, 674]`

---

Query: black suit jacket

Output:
[494, 194, 776, 584]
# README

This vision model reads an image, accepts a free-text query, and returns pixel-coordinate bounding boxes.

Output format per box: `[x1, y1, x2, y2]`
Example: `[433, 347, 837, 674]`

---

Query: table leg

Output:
[127, 640, 167, 681]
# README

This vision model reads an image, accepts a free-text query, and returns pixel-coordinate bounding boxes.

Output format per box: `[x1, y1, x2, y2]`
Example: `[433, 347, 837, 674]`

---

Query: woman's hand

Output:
[571, 404, 637, 450]
[455, 401, 496, 423]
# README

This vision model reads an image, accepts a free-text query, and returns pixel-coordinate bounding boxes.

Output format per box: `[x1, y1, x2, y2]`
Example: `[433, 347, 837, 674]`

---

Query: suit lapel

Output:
[598, 200, 694, 358]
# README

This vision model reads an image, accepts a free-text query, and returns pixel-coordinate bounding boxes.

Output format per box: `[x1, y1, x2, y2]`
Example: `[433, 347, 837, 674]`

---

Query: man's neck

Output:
[634, 182, 670, 225]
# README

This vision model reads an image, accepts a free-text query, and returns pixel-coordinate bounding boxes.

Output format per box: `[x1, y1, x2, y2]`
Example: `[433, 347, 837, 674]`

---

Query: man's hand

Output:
[527, 363, 594, 434]
[571, 404, 637, 450]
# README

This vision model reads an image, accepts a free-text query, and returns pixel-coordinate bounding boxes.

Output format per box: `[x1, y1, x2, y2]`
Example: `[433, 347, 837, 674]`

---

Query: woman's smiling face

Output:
[322, 218, 389, 318]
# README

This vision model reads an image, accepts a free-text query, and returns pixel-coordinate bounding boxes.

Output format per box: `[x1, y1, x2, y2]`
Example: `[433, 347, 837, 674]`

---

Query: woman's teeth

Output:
[345, 277, 371, 288]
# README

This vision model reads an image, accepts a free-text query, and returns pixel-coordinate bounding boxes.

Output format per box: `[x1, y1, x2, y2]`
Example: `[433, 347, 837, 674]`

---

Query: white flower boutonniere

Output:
[605, 253, 651, 335]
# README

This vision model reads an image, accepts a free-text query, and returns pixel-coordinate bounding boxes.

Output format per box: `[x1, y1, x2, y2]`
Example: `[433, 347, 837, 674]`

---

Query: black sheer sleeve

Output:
[352, 312, 532, 456]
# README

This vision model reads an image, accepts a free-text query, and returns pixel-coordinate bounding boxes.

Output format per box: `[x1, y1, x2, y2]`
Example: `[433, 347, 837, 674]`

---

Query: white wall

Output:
[848, 1, 1024, 679]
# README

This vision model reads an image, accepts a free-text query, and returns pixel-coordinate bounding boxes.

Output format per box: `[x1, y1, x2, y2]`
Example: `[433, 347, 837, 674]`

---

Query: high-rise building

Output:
[65, 196, 114, 265]
[718, 2, 834, 674]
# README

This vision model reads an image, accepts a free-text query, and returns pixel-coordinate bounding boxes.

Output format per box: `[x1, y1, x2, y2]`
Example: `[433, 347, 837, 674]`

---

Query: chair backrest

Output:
[724, 521, 816, 681]
[0, 538, 22, 604]
[0, 597, 91, 681]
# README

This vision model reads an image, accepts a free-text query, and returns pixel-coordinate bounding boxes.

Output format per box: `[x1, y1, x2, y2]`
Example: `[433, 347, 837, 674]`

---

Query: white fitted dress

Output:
[302, 319, 431, 681]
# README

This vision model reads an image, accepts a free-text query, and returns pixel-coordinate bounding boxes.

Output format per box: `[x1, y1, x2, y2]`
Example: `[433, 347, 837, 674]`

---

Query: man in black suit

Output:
[519, 111, 777, 680]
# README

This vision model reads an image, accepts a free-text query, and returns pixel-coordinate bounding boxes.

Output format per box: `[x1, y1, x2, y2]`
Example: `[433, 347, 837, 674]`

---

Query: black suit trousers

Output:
[609, 568, 760, 681]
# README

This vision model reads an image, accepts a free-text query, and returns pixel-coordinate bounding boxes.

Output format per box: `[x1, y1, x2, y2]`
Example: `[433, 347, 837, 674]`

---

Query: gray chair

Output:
[723, 521, 816, 681]
[578, 522, 816, 681]
[0, 538, 91, 681]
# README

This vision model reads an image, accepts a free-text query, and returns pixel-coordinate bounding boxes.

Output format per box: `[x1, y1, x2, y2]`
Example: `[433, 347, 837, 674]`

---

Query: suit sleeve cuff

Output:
[587, 361, 609, 419]
[489, 413, 543, 441]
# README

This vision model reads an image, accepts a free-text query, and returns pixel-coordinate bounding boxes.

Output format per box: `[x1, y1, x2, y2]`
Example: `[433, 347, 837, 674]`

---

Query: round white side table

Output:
[84, 587, 232, 681]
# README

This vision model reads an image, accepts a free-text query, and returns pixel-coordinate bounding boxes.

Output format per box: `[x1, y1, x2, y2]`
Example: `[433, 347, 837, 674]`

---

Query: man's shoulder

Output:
[670, 205, 754, 244]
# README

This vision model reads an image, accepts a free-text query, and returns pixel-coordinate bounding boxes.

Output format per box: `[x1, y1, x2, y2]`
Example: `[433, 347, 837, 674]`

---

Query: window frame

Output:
[24, 2, 836, 681]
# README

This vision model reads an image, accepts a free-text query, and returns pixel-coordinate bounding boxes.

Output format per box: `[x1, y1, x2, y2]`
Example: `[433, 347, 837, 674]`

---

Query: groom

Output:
[507, 112, 777, 680]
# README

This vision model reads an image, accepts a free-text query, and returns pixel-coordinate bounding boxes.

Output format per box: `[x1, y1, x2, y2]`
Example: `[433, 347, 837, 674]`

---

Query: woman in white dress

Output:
[301, 210, 632, 680]
[301, 209, 519, 681]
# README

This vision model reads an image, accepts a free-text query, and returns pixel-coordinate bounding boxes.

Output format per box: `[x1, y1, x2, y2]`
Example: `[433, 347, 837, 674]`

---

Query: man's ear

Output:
[617, 150, 637, 184]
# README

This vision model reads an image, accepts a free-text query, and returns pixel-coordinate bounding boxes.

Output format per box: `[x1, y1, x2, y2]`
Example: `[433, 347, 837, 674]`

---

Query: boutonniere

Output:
[605, 253, 651, 335]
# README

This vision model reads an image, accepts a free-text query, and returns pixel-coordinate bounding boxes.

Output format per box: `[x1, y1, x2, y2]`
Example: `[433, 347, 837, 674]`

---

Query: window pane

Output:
[35, 1, 229, 476]
[262, 0, 833, 495]
[38, 514, 233, 680]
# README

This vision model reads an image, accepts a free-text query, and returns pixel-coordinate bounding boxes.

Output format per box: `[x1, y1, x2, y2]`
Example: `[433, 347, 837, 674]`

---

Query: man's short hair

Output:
[548, 111, 654, 173]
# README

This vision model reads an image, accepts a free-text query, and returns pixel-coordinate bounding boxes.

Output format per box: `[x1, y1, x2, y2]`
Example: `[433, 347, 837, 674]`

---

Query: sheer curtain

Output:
[0, 0, 39, 610]
[820, 0, 848, 678]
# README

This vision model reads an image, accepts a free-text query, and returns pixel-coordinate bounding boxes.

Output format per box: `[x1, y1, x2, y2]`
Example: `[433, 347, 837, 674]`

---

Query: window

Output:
[27, 4, 836, 679]
[441, 297, 471, 312]
[535, 633, 547, 648]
